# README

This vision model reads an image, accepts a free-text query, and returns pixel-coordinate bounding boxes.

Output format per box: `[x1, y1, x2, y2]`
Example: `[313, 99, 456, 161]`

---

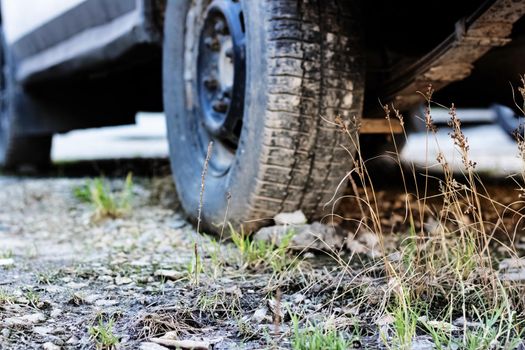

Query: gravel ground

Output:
[0, 175, 366, 350]
[1, 169, 525, 350]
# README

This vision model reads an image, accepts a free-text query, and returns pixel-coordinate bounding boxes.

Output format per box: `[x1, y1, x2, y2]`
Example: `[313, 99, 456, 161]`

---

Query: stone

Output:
[251, 307, 268, 323]
[140, 342, 170, 350]
[254, 222, 343, 251]
[50, 308, 63, 318]
[43, 342, 61, 350]
[95, 299, 119, 307]
[0, 258, 14, 267]
[273, 210, 307, 225]
[150, 332, 210, 349]
[115, 276, 133, 285]
[154, 269, 185, 281]
[4, 312, 46, 326]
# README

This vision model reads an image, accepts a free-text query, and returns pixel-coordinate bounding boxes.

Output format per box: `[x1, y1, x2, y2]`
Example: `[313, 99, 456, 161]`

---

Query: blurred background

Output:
[52, 107, 524, 177]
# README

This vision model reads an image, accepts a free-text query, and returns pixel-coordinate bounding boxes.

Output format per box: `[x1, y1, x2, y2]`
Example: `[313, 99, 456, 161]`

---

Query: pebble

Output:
[140, 342, 170, 350]
[115, 276, 133, 285]
[154, 269, 185, 280]
[43, 342, 61, 350]
[254, 221, 343, 251]
[3, 313, 46, 326]
[50, 308, 62, 318]
[273, 210, 307, 225]
[0, 258, 14, 267]
[95, 299, 119, 307]
[1, 328, 10, 338]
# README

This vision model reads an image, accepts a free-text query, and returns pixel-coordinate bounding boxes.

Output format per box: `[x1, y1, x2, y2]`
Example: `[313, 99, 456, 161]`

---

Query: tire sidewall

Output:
[163, 0, 268, 230]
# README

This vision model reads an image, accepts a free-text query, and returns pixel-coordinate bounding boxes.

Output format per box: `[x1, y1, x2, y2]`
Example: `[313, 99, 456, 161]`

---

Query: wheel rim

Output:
[196, 0, 246, 174]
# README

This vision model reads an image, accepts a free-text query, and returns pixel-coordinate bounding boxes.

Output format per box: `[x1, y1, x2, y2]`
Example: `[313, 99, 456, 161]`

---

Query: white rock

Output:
[50, 308, 63, 318]
[4, 312, 46, 326]
[154, 269, 184, 281]
[346, 240, 368, 254]
[43, 342, 61, 350]
[1, 328, 10, 338]
[453, 317, 483, 329]
[65, 282, 87, 289]
[66, 336, 79, 345]
[251, 307, 268, 323]
[150, 332, 210, 350]
[0, 258, 14, 267]
[115, 276, 133, 285]
[254, 222, 342, 251]
[98, 275, 114, 282]
[83, 294, 102, 304]
[422, 319, 458, 332]
[34, 326, 54, 335]
[499, 258, 525, 270]
[375, 314, 394, 326]
[95, 299, 119, 307]
[274, 210, 307, 225]
[140, 342, 169, 350]
[411, 336, 435, 350]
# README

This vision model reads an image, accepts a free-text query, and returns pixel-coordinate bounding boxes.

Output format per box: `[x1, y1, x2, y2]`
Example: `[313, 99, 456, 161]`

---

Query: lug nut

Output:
[204, 36, 220, 51]
[212, 100, 229, 113]
[204, 77, 218, 90]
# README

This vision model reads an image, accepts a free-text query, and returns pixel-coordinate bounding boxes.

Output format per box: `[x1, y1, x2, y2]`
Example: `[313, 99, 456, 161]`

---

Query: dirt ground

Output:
[1, 161, 524, 350]
[0, 170, 353, 350]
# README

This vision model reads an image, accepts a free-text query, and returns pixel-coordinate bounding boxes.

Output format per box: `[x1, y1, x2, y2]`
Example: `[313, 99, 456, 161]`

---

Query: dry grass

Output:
[319, 81, 525, 348]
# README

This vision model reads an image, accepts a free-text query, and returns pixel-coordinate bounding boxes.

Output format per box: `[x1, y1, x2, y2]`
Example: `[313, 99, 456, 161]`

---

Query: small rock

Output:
[151, 332, 210, 349]
[34, 326, 54, 335]
[140, 342, 170, 350]
[411, 336, 435, 350]
[115, 276, 133, 285]
[0, 258, 14, 267]
[251, 307, 268, 323]
[50, 308, 62, 318]
[346, 240, 368, 254]
[83, 294, 102, 304]
[293, 293, 305, 304]
[43, 342, 61, 350]
[421, 319, 458, 332]
[95, 299, 119, 307]
[254, 222, 342, 251]
[4, 312, 46, 327]
[65, 282, 87, 290]
[1, 328, 10, 338]
[98, 275, 114, 282]
[499, 258, 525, 270]
[168, 219, 187, 229]
[453, 317, 483, 329]
[274, 210, 307, 225]
[130, 258, 151, 267]
[500, 270, 525, 281]
[66, 336, 79, 345]
[154, 269, 184, 281]
[376, 314, 394, 326]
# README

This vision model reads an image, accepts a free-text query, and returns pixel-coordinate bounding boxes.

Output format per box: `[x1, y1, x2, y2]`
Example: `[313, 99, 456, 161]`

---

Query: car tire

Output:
[0, 30, 51, 170]
[163, 0, 365, 232]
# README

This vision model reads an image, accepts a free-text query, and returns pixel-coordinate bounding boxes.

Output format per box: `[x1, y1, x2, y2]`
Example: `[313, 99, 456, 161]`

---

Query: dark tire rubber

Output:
[163, 0, 365, 232]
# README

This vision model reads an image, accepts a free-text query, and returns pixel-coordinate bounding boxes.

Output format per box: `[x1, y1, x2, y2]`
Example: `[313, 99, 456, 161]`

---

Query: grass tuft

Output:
[88, 317, 119, 349]
[73, 173, 134, 220]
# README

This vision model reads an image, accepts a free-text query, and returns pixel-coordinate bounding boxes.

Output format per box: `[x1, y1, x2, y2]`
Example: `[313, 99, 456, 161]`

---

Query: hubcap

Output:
[197, 0, 245, 151]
